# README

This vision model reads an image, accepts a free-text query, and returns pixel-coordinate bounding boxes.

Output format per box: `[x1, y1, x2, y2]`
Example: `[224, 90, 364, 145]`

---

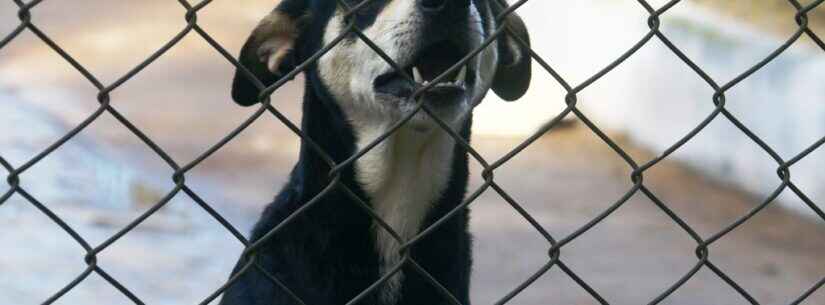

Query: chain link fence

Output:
[2, 0, 824, 304]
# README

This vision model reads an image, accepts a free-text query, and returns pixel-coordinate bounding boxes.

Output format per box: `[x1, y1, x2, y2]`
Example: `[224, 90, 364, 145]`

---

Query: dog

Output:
[219, 0, 530, 304]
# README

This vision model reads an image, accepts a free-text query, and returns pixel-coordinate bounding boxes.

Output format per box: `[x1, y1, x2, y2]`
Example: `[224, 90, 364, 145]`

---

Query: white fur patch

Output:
[356, 125, 455, 304]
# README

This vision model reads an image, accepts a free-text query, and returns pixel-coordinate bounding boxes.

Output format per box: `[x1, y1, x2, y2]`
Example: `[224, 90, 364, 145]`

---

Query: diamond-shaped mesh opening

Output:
[1, 0, 823, 304]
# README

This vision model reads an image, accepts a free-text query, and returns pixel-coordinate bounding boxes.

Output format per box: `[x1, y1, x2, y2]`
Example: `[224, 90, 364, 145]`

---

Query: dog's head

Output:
[232, 0, 531, 130]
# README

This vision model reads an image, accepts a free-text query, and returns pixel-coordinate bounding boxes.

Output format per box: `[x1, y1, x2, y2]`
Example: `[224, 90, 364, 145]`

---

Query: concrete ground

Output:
[1, 1, 822, 305]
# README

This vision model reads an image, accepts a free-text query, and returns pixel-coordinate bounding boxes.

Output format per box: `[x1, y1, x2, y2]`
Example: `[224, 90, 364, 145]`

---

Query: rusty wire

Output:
[1, 0, 824, 304]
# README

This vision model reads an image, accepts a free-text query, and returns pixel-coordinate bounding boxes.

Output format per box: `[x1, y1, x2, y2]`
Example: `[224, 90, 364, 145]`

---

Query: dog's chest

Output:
[353, 127, 455, 303]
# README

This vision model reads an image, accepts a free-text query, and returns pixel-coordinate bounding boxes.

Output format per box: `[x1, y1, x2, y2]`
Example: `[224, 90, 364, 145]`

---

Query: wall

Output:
[473, 1, 824, 218]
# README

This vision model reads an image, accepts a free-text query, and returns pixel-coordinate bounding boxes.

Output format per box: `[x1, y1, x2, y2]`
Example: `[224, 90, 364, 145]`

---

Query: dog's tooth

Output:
[412, 66, 423, 83]
[456, 65, 467, 82]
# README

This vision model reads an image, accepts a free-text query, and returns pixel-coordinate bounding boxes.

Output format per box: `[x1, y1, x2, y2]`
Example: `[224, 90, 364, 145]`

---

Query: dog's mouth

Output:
[374, 40, 474, 102]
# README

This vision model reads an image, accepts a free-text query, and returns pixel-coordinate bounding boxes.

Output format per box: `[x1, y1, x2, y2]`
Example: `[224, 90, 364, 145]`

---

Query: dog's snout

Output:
[417, 0, 469, 16]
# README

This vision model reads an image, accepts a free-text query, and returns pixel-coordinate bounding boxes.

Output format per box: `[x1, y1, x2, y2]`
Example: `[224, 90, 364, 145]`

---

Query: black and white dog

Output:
[220, 0, 530, 304]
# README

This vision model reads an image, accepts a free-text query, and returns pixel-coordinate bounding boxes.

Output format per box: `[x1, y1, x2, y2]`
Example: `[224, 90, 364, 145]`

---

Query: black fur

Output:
[219, 1, 529, 304]
[220, 74, 473, 304]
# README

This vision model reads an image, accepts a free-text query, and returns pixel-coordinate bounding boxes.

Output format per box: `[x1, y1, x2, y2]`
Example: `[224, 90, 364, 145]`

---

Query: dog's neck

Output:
[296, 78, 468, 303]
[353, 120, 456, 302]
[297, 76, 467, 205]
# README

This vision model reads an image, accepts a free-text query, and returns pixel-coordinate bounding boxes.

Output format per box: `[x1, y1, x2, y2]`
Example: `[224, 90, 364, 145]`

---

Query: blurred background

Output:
[1, 1, 823, 304]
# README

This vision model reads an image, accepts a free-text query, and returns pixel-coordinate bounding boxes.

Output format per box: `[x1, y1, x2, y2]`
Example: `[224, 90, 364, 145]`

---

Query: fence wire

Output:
[1, 0, 824, 304]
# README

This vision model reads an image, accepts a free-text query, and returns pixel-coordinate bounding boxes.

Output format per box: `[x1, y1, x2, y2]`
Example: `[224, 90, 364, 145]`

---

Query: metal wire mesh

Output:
[1, 0, 824, 304]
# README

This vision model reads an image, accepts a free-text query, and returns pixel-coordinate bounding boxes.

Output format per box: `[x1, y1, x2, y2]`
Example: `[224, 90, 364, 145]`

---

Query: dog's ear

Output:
[232, 1, 310, 106]
[490, 1, 532, 102]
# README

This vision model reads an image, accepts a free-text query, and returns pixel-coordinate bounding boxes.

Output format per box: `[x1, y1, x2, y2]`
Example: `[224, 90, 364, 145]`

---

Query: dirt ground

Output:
[1, 1, 823, 305]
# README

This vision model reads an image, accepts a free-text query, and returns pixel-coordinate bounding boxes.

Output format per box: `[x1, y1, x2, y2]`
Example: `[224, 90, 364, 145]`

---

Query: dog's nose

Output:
[418, 0, 447, 12]
[418, 0, 470, 15]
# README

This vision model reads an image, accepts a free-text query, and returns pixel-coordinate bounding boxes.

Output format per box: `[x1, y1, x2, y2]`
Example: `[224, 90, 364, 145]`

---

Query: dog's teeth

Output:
[412, 66, 423, 83]
[456, 66, 467, 82]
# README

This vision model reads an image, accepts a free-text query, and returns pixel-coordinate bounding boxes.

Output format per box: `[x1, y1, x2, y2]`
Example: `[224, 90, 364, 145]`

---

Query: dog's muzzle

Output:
[373, 39, 475, 105]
